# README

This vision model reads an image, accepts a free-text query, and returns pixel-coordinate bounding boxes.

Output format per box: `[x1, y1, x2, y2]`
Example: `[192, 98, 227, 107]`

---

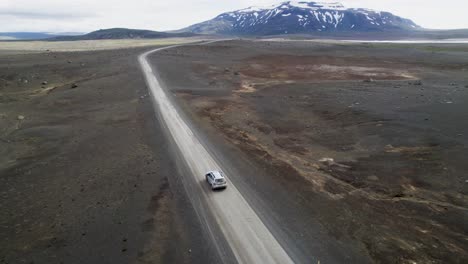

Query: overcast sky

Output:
[1, 0, 467, 33]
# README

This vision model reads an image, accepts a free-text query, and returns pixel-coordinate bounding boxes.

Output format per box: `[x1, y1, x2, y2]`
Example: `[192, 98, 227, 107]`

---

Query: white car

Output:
[205, 170, 227, 190]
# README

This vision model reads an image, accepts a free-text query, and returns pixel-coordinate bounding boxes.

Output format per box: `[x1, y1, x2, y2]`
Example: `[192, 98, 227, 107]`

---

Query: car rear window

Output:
[216, 179, 225, 183]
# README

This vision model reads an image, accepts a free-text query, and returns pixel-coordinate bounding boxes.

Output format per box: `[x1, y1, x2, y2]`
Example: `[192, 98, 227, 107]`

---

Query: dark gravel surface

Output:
[151, 40, 468, 264]
[0, 47, 219, 264]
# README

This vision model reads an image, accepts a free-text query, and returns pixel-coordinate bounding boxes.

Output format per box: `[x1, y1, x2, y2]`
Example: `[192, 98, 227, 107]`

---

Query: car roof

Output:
[209, 170, 224, 179]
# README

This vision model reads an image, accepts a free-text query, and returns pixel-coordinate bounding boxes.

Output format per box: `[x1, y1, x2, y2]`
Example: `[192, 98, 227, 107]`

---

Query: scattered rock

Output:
[17, 115, 25, 120]
[363, 78, 374, 83]
[188, 249, 192, 253]
[67, 60, 72, 63]
[71, 83, 78, 89]
[318, 157, 351, 170]
[233, 71, 240, 76]
[408, 80, 422, 85]
[45, 86, 58, 94]
[319, 158, 335, 166]
[465, 85, 468, 88]
[42, 81, 48, 85]
[23, 79, 29, 84]
[367, 175, 379, 181]
[0, 138, 11, 143]
[449, 82, 457, 86]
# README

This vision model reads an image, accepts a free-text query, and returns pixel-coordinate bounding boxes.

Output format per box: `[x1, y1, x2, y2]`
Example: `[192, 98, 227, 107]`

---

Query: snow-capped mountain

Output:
[182, 1, 420, 35]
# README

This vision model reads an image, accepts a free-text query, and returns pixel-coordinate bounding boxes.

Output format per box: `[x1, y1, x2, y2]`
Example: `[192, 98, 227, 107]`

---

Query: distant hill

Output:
[181, 1, 421, 36]
[52, 28, 196, 41]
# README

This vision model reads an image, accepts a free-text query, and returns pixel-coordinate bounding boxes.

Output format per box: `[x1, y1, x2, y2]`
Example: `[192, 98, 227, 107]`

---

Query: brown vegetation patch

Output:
[273, 137, 308, 155]
[240, 55, 415, 81]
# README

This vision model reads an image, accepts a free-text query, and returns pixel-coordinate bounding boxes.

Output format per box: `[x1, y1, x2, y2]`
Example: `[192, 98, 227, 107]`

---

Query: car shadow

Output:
[200, 179, 227, 192]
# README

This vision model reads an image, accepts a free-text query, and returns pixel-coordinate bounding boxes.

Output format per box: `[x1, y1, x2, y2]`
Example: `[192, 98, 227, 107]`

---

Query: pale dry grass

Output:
[0, 37, 203, 52]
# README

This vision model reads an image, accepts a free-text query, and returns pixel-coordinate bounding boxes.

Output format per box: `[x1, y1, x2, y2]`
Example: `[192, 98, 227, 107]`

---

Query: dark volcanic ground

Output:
[0, 47, 219, 263]
[151, 40, 468, 263]
[2, 40, 467, 264]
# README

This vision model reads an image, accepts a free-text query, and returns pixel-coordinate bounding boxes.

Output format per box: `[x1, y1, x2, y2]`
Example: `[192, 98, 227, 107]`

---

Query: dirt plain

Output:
[0, 45, 220, 263]
[0, 38, 200, 52]
[151, 40, 468, 263]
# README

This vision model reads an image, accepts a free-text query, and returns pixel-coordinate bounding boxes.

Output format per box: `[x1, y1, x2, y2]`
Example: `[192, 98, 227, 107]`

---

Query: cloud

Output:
[0, 9, 95, 20]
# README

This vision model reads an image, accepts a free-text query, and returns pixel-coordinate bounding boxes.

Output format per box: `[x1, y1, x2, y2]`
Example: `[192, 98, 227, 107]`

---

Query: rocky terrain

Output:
[1, 38, 467, 264]
[0, 45, 218, 264]
[151, 39, 468, 263]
